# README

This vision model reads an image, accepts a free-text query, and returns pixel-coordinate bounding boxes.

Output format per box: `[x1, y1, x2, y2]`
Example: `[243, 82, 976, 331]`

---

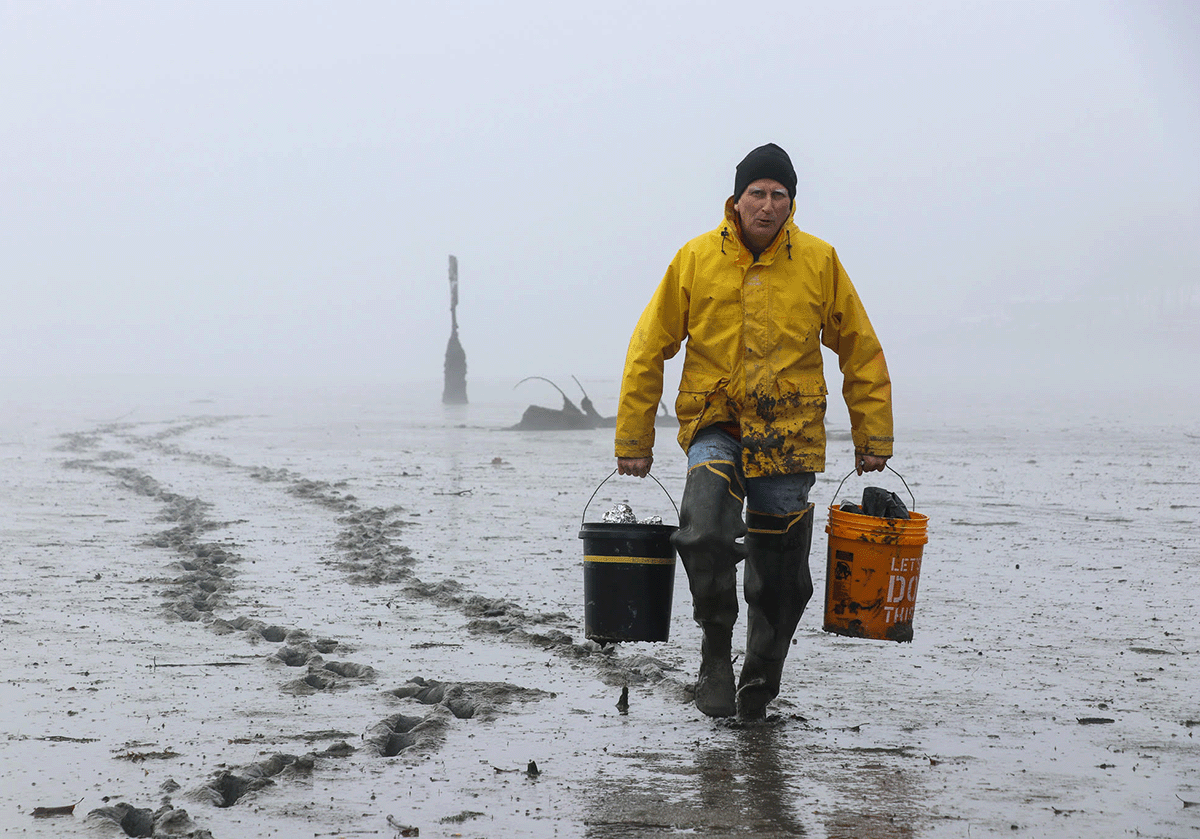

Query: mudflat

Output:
[1, 381, 1197, 838]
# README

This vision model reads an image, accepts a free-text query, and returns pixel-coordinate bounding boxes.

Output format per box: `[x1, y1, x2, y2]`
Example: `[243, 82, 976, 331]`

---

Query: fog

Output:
[2, 1, 1197, 411]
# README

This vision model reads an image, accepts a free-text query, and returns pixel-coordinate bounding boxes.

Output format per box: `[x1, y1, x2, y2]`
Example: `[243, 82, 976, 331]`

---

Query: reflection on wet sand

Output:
[584, 720, 926, 837]
[584, 721, 805, 837]
[696, 726, 809, 836]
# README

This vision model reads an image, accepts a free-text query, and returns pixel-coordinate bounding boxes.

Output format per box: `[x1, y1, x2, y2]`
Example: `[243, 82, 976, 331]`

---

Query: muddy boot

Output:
[695, 627, 736, 717]
[737, 505, 814, 719]
[735, 653, 785, 720]
[672, 462, 747, 718]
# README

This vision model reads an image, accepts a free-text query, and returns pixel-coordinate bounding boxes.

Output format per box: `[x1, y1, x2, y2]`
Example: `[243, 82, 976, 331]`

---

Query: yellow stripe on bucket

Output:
[584, 555, 676, 565]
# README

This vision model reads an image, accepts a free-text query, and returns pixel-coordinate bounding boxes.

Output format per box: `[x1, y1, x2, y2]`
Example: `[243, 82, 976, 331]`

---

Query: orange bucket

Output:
[823, 471, 929, 642]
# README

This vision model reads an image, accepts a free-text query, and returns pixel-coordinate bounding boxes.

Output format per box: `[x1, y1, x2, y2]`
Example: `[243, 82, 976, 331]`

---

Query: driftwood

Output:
[509, 377, 593, 430]
[575, 376, 615, 428]
[32, 798, 82, 818]
[509, 377, 675, 431]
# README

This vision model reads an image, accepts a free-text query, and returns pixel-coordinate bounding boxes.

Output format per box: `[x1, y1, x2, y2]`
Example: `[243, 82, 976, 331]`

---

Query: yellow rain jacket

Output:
[615, 198, 893, 477]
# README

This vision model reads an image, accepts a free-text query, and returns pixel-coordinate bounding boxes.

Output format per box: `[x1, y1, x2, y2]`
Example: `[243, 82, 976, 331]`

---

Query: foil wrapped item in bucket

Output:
[602, 503, 664, 525]
[603, 503, 637, 524]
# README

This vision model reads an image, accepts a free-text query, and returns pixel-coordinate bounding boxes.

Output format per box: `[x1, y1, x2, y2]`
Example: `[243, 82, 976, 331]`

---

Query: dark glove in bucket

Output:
[839, 487, 910, 519]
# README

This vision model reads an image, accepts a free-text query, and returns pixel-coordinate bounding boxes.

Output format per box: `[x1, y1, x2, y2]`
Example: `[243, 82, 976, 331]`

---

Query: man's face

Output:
[734, 178, 791, 249]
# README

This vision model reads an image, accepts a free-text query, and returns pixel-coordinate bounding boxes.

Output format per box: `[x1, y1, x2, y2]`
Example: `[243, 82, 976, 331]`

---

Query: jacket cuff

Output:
[853, 434, 893, 458]
[615, 438, 653, 459]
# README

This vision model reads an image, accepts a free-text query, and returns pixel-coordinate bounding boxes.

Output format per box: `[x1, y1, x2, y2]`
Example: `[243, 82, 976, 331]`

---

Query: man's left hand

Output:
[856, 454, 889, 476]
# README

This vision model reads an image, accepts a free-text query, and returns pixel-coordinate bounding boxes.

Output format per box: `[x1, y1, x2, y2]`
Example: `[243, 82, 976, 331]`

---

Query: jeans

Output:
[686, 426, 815, 515]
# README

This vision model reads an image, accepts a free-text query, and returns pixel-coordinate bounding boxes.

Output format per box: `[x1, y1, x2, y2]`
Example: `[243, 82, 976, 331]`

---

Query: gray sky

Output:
[2, 1, 1197, 404]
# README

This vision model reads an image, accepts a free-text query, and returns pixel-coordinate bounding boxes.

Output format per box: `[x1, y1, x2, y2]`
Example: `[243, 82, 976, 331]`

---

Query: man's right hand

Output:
[617, 456, 653, 477]
[856, 454, 889, 476]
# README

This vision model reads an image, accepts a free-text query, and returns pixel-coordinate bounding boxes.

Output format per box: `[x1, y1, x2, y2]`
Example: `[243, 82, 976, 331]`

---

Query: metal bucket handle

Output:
[831, 464, 917, 513]
[582, 468, 680, 527]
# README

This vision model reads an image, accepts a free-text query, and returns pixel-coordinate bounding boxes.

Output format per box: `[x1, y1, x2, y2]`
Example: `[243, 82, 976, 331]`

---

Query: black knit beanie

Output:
[733, 143, 797, 202]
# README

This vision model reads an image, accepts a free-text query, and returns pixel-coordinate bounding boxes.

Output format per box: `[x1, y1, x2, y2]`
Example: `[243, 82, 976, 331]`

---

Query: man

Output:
[614, 143, 893, 719]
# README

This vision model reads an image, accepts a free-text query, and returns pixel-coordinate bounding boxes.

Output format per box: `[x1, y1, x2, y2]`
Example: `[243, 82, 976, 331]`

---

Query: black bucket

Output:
[578, 471, 679, 643]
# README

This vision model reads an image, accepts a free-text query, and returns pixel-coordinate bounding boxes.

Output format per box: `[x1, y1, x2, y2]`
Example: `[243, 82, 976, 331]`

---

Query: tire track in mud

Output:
[58, 417, 687, 837]
[237, 442, 692, 704]
[75, 417, 691, 698]
[57, 427, 541, 836]
[58, 459, 390, 836]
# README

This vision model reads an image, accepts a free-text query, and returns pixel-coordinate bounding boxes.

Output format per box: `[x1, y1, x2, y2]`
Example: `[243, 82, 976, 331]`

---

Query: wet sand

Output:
[1, 380, 1198, 838]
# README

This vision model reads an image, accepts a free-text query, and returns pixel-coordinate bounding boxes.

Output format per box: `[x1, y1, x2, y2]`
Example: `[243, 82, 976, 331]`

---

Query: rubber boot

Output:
[737, 505, 814, 719]
[671, 461, 747, 718]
